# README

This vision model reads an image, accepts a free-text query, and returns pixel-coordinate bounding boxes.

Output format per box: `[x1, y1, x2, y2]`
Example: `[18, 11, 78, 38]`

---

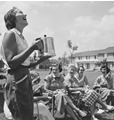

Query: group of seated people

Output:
[4, 63, 112, 120]
[3, 61, 114, 120]
[34, 63, 114, 120]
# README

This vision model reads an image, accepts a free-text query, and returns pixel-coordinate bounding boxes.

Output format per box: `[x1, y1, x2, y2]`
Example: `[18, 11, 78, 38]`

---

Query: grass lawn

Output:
[37, 69, 114, 89]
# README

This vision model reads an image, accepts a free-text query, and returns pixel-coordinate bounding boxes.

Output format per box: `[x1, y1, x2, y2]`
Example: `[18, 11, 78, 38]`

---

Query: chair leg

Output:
[34, 102, 40, 120]
[52, 95, 55, 116]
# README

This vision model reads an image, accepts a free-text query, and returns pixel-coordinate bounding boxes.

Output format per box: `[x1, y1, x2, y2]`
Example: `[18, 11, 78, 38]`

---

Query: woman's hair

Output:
[49, 66, 52, 71]
[51, 63, 62, 72]
[77, 65, 85, 72]
[58, 64, 62, 72]
[100, 65, 110, 74]
[68, 64, 77, 72]
[4, 7, 17, 30]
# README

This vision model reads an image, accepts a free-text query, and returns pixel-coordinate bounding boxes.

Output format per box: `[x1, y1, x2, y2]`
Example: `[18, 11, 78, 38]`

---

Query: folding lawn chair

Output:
[33, 96, 53, 120]
[47, 92, 82, 120]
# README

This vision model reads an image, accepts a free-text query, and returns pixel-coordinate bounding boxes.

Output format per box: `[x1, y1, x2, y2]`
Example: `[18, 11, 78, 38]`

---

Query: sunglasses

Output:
[79, 69, 84, 72]
[52, 68, 58, 71]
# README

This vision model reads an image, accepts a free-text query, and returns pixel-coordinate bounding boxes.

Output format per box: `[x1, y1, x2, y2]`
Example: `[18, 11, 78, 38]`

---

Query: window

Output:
[112, 62, 114, 67]
[86, 63, 90, 69]
[107, 53, 113, 57]
[78, 57, 82, 60]
[98, 54, 104, 57]
[86, 56, 90, 59]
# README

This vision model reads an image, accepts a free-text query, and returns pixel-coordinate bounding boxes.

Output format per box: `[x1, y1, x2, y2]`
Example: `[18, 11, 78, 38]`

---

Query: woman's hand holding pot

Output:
[31, 38, 44, 51]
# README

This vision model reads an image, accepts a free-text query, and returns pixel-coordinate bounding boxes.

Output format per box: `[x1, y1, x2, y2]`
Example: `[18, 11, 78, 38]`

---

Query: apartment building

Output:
[73, 46, 114, 70]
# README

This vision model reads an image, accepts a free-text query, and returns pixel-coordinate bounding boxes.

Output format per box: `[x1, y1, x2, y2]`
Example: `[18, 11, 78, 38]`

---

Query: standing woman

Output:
[2, 7, 50, 120]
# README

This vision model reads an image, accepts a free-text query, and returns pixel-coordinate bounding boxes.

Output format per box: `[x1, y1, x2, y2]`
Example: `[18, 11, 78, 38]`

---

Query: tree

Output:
[58, 52, 69, 66]
[67, 40, 78, 63]
[58, 57, 62, 62]
[62, 51, 68, 66]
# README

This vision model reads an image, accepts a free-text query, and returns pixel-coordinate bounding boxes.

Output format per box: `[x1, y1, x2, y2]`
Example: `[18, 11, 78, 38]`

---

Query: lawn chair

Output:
[33, 96, 55, 120]
[46, 91, 82, 120]
[33, 96, 49, 120]
[33, 84, 82, 120]
[33, 83, 55, 119]
[33, 84, 62, 118]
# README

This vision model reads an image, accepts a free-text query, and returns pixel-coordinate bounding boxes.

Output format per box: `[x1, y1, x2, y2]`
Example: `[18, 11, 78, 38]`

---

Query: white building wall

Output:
[104, 53, 107, 58]
[73, 49, 114, 70]
[75, 57, 78, 61]
[90, 56, 94, 59]
[82, 63, 95, 70]
[98, 56, 104, 60]
[107, 53, 114, 60]
[90, 63, 96, 70]
[82, 56, 86, 60]
[83, 64, 86, 69]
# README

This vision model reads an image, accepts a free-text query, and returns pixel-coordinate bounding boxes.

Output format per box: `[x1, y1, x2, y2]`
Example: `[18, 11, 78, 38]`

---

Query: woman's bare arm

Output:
[28, 56, 52, 68]
[2, 31, 42, 69]
[68, 87, 85, 93]
[84, 76, 89, 86]
[43, 79, 53, 94]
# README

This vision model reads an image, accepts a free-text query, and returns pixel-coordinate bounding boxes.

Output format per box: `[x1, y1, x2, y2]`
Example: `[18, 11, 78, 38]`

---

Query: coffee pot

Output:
[38, 35, 56, 56]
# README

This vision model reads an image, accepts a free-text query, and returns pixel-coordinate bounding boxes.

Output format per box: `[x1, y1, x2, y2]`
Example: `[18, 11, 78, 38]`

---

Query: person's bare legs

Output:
[67, 101, 87, 117]
[89, 97, 114, 120]
[96, 98, 111, 110]
[110, 91, 114, 106]
[90, 104, 95, 116]
[65, 104, 79, 120]
[90, 103, 98, 120]
[63, 95, 86, 117]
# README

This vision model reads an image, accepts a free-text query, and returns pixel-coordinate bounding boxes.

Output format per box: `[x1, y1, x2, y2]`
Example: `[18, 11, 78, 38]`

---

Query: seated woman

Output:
[44, 63, 86, 120]
[64, 64, 114, 120]
[75, 66, 90, 88]
[30, 70, 41, 84]
[93, 65, 114, 106]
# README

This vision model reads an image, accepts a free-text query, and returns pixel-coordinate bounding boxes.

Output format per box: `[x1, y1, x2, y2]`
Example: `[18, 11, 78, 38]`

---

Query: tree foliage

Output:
[67, 40, 78, 63]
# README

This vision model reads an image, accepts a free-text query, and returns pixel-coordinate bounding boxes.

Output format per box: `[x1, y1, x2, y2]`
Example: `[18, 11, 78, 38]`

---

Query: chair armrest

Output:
[33, 96, 49, 102]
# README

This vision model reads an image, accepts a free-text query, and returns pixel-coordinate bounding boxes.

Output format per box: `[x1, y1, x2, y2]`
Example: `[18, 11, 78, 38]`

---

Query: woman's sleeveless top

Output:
[1, 28, 30, 69]
[44, 73, 64, 91]
[75, 74, 85, 87]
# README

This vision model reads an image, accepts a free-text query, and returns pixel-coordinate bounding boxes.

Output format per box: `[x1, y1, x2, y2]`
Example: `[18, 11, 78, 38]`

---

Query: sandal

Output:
[105, 106, 114, 113]
[78, 110, 87, 117]
[91, 116, 99, 120]
[96, 109, 105, 114]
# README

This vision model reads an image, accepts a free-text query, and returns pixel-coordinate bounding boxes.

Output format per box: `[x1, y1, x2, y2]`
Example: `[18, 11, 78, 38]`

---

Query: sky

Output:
[0, 1, 114, 59]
